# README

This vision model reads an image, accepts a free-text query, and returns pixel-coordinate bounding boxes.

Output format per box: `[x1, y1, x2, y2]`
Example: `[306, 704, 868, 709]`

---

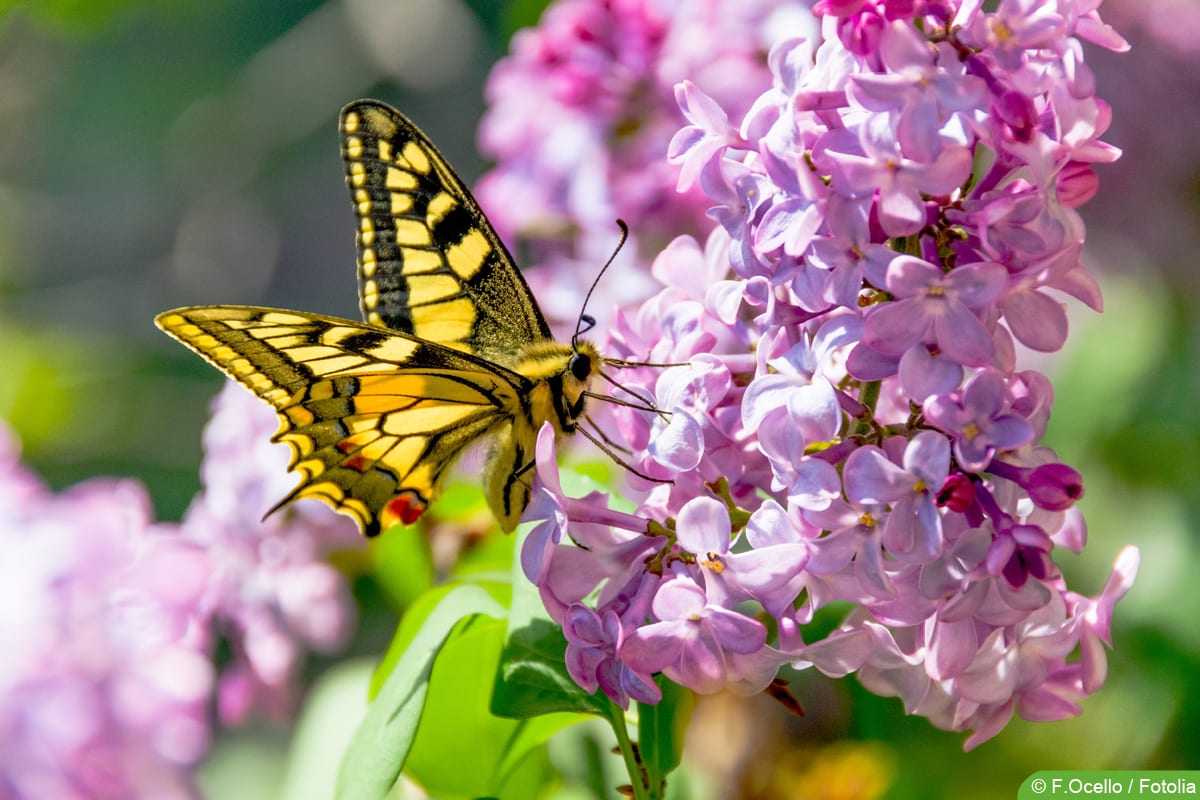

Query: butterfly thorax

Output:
[477, 337, 601, 531]
[507, 338, 601, 436]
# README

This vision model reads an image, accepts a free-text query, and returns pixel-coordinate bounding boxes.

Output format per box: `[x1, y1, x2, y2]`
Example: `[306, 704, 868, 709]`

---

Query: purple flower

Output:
[674, 496, 810, 618]
[1027, 463, 1085, 510]
[476, 0, 786, 326]
[849, 21, 987, 162]
[562, 596, 662, 708]
[742, 356, 844, 511]
[669, 81, 741, 192]
[803, 494, 897, 599]
[646, 358, 731, 476]
[1070, 546, 1140, 693]
[988, 458, 1085, 511]
[520, 422, 574, 589]
[924, 369, 1036, 472]
[0, 435, 213, 799]
[807, 194, 896, 308]
[842, 432, 951, 563]
[1000, 277, 1072, 353]
[949, 590, 1090, 748]
[953, 185, 1070, 271]
[984, 522, 1057, 588]
[898, 341, 969, 402]
[524, 423, 665, 621]
[540, 520, 665, 625]
[620, 574, 768, 695]
[706, 163, 780, 275]
[181, 383, 362, 724]
[739, 331, 844, 513]
[863, 255, 1007, 368]
[485, 0, 1137, 748]
[961, 0, 1067, 70]
[823, 115, 974, 236]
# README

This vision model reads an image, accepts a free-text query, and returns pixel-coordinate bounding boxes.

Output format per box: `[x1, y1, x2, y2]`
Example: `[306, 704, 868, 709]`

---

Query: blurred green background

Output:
[0, 1, 1195, 797]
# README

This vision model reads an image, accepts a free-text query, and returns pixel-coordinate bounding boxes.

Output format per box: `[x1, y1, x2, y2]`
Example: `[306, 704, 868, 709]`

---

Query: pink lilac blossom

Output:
[475, 0, 814, 329]
[179, 382, 363, 725]
[514, 0, 1139, 749]
[0, 386, 368, 794]
[0, 421, 212, 799]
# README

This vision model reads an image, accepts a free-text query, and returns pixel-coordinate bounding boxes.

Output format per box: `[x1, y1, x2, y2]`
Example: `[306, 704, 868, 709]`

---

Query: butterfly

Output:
[157, 99, 640, 536]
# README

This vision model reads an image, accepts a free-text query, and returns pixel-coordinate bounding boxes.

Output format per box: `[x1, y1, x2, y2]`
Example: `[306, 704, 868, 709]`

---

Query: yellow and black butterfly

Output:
[157, 99, 640, 536]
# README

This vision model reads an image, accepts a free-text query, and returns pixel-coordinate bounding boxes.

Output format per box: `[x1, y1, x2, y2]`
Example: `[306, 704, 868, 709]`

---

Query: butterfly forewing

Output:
[155, 306, 531, 536]
[339, 100, 552, 360]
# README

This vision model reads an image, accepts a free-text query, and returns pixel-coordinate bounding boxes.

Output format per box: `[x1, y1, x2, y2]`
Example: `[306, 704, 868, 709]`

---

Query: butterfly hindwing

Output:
[155, 305, 533, 536]
[339, 99, 552, 359]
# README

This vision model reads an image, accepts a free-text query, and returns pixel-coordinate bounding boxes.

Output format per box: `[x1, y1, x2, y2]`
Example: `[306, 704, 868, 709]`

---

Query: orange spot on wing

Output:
[385, 491, 426, 527]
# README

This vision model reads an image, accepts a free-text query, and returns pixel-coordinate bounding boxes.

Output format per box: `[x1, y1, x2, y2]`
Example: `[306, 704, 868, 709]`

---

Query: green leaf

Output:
[404, 617, 585, 798]
[492, 522, 609, 718]
[369, 579, 509, 699]
[637, 677, 695, 787]
[493, 618, 608, 717]
[368, 584, 451, 699]
[279, 659, 376, 800]
[335, 585, 505, 800]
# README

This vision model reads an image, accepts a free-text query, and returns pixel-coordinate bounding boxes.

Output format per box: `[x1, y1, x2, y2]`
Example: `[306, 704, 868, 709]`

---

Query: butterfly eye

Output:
[569, 352, 592, 381]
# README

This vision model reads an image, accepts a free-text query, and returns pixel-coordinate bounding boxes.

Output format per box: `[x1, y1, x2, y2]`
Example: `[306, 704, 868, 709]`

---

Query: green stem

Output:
[604, 702, 656, 800]
[852, 379, 882, 437]
[859, 378, 881, 413]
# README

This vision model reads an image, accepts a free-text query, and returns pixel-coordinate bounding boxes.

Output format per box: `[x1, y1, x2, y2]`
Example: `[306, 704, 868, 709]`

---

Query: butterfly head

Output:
[562, 339, 602, 424]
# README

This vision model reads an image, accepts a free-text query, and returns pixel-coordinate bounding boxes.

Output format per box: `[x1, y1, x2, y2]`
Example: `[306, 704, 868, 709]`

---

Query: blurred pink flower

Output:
[180, 382, 364, 725]
[0, 422, 212, 799]
[476, 0, 811, 329]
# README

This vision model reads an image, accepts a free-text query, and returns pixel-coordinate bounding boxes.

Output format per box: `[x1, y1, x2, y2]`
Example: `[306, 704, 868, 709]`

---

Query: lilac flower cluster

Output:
[0, 422, 211, 798]
[518, 0, 1139, 748]
[0, 386, 362, 795]
[476, 0, 809, 323]
[179, 383, 363, 725]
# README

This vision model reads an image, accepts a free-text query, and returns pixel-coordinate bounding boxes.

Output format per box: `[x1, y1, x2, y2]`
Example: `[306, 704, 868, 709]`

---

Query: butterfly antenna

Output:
[604, 356, 691, 369]
[573, 219, 630, 348]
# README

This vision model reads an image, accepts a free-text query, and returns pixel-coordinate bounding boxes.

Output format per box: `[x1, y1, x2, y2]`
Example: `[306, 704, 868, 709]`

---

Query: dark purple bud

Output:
[937, 472, 975, 512]
[1027, 463, 1084, 511]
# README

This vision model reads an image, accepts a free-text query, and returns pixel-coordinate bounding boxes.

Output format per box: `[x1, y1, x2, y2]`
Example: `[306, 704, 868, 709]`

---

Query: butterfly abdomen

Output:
[481, 338, 602, 531]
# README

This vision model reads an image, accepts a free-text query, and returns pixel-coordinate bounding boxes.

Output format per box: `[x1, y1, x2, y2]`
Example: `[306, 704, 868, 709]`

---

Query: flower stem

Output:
[851, 379, 882, 437]
[604, 702, 657, 800]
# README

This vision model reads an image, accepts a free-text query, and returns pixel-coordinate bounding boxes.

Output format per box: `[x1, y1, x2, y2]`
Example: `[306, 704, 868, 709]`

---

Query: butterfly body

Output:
[156, 100, 606, 536]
